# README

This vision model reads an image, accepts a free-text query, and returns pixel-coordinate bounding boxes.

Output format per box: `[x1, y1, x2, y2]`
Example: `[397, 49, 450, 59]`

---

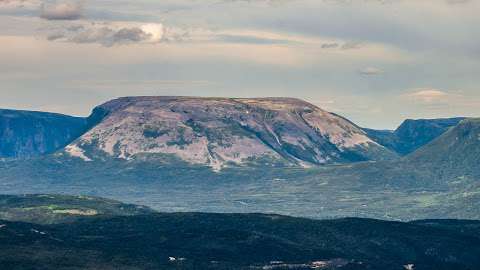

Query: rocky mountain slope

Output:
[0, 194, 479, 270]
[0, 109, 87, 158]
[63, 96, 394, 169]
[364, 117, 465, 155]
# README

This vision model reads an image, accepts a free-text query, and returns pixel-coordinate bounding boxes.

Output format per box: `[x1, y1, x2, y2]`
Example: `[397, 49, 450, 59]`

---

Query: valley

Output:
[0, 194, 479, 270]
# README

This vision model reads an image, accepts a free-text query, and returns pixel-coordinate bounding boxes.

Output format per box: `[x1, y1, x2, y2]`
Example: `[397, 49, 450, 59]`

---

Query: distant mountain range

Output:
[0, 109, 88, 158]
[0, 97, 478, 221]
[364, 117, 465, 155]
[0, 97, 464, 164]
[343, 118, 480, 189]
[1, 194, 479, 270]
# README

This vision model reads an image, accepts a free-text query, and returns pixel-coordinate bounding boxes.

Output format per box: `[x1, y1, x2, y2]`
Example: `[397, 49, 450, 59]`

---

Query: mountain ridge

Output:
[364, 117, 466, 155]
[0, 98, 477, 221]
[62, 96, 395, 169]
[0, 97, 467, 164]
[404, 118, 480, 180]
[0, 109, 88, 158]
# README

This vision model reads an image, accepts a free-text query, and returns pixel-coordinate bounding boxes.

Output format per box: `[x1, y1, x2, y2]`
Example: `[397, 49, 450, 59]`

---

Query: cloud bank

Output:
[405, 89, 449, 103]
[359, 67, 383, 76]
[47, 22, 165, 46]
[0, 0, 40, 10]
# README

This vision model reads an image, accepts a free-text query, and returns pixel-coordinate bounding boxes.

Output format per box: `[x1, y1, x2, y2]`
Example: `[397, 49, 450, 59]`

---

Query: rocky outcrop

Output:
[64, 96, 395, 169]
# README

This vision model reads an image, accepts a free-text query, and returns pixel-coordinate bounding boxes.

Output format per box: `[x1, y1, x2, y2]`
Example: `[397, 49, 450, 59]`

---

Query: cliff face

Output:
[64, 96, 394, 169]
[364, 117, 465, 155]
[0, 109, 87, 158]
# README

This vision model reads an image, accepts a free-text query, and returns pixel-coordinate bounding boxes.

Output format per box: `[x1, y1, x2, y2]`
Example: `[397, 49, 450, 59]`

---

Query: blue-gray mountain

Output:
[351, 118, 480, 189]
[405, 118, 480, 184]
[364, 117, 466, 155]
[0, 109, 88, 158]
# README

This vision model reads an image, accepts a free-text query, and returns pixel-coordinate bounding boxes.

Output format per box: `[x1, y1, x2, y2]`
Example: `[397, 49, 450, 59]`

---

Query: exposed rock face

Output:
[0, 109, 87, 158]
[64, 97, 393, 169]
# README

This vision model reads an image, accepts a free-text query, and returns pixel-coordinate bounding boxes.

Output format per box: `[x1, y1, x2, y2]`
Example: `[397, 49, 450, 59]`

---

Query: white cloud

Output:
[42, 22, 410, 68]
[0, 0, 40, 10]
[40, 1, 83, 20]
[446, 0, 471, 5]
[140, 24, 164, 43]
[321, 43, 339, 49]
[359, 67, 383, 76]
[46, 21, 165, 46]
[398, 88, 480, 121]
[405, 89, 449, 103]
[1, 0, 479, 129]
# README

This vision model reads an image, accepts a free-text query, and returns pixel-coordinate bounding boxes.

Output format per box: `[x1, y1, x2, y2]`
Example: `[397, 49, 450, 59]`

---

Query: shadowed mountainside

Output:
[364, 117, 465, 155]
[0, 109, 88, 158]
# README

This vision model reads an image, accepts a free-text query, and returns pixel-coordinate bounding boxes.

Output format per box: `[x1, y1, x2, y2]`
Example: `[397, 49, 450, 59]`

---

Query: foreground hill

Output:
[0, 195, 479, 270]
[364, 117, 465, 155]
[62, 97, 394, 169]
[0, 194, 153, 224]
[0, 109, 87, 158]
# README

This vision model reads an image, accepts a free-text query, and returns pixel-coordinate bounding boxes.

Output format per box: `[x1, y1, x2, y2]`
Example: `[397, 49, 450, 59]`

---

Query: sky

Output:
[0, 0, 479, 129]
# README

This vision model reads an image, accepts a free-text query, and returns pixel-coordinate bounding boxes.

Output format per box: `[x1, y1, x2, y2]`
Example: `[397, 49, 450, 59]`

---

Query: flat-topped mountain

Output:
[63, 96, 394, 169]
[0, 109, 87, 158]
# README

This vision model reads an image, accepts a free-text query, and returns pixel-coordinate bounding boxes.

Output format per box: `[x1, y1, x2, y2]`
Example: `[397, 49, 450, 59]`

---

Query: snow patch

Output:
[65, 144, 92, 161]
[53, 209, 98, 216]
[31, 228, 47, 235]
